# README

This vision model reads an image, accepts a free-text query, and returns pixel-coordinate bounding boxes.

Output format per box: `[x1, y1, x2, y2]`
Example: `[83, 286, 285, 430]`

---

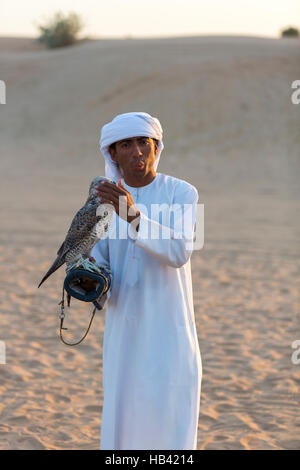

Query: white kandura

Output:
[91, 172, 202, 450]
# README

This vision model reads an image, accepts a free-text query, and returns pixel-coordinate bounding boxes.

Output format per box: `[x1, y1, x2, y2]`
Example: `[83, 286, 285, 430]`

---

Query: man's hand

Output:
[95, 179, 140, 225]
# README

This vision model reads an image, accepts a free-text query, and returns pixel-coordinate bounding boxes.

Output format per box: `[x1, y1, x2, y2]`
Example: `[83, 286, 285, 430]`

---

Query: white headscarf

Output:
[99, 112, 164, 181]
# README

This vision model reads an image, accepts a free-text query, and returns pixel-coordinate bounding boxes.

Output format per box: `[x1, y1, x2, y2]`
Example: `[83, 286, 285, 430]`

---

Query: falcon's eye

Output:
[104, 211, 108, 216]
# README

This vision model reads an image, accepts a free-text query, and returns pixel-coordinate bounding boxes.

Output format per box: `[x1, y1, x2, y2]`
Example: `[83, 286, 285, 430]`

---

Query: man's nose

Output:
[132, 142, 143, 157]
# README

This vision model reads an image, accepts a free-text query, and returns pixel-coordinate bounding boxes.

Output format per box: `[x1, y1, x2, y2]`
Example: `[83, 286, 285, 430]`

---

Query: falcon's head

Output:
[88, 176, 116, 199]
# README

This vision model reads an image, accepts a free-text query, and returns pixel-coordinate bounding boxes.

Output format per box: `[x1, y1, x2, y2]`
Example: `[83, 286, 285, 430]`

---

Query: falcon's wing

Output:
[59, 203, 99, 259]
[56, 240, 66, 257]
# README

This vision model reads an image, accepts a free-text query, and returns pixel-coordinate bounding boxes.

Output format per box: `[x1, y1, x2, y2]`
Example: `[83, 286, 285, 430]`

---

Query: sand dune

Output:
[0, 35, 299, 449]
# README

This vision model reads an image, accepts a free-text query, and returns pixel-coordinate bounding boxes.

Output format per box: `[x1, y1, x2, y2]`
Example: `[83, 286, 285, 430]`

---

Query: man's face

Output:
[109, 136, 158, 180]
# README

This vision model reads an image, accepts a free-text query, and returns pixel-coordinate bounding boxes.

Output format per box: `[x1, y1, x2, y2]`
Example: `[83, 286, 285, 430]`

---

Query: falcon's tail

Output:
[38, 257, 65, 288]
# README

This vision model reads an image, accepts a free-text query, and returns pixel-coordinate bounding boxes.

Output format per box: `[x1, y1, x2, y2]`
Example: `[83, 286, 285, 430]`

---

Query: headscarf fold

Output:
[99, 112, 164, 181]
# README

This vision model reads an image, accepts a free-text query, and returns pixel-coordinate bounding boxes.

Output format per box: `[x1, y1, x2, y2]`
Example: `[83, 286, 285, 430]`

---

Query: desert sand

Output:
[0, 35, 300, 450]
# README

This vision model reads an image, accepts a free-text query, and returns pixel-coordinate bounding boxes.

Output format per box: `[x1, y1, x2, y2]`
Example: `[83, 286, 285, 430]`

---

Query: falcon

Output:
[38, 176, 115, 288]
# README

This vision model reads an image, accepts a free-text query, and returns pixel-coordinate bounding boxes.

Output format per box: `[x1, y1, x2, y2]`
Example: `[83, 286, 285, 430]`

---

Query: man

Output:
[90, 111, 202, 450]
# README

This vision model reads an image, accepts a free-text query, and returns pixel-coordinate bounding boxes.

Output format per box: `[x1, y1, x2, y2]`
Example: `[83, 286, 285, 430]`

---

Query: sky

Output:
[1, 0, 299, 39]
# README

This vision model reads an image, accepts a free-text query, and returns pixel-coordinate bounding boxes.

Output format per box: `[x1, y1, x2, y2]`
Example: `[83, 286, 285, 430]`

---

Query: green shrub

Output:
[38, 11, 83, 49]
[281, 26, 299, 38]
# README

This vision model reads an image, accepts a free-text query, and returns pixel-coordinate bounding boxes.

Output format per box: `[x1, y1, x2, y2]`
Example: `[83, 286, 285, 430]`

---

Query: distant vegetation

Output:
[281, 26, 299, 38]
[37, 12, 83, 49]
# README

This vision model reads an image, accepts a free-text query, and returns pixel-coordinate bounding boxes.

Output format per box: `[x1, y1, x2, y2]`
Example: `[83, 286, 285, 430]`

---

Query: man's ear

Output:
[109, 148, 120, 171]
[109, 147, 117, 163]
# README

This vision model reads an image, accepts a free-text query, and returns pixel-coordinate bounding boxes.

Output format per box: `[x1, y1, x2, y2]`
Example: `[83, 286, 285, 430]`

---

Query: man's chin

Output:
[132, 167, 146, 176]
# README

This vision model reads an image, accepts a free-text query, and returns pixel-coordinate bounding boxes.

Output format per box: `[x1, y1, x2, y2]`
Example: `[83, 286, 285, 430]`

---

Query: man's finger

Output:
[97, 187, 127, 199]
[118, 178, 126, 189]
[99, 181, 127, 194]
[97, 186, 121, 195]
[98, 193, 120, 203]
[98, 198, 116, 210]
[97, 189, 128, 205]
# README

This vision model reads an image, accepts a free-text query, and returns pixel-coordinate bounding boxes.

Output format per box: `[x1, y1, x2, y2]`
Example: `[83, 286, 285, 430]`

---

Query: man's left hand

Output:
[95, 179, 140, 224]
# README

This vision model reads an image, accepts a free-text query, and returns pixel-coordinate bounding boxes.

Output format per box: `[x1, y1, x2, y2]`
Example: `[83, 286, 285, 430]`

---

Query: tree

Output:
[37, 11, 83, 49]
[281, 26, 299, 38]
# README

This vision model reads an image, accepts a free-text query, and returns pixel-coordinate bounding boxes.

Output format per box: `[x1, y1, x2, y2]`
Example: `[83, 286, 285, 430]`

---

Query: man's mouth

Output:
[133, 161, 145, 169]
